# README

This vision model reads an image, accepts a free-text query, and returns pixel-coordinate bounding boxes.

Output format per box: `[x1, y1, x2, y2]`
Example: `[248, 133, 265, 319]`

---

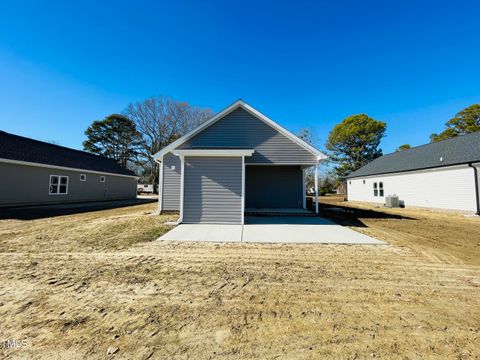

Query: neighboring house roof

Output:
[0, 131, 137, 177]
[153, 100, 327, 161]
[347, 131, 480, 178]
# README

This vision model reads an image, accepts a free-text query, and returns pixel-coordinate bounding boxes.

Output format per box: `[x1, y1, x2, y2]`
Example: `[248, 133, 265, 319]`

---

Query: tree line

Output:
[83, 96, 212, 188]
[324, 103, 480, 183]
[83, 98, 480, 192]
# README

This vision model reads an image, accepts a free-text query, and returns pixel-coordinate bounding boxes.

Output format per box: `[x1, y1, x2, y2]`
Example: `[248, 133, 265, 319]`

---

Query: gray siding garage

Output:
[245, 166, 303, 208]
[179, 107, 318, 164]
[183, 157, 242, 224]
[154, 100, 326, 224]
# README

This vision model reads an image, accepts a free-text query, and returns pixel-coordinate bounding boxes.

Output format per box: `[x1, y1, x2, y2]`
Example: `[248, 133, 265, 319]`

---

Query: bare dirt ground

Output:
[1, 198, 479, 359]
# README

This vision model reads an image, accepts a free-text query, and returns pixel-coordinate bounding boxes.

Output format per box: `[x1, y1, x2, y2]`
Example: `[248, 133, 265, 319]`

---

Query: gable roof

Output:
[347, 131, 480, 178]
[153, 100, 326, 161]
[0, 131, 137, 177]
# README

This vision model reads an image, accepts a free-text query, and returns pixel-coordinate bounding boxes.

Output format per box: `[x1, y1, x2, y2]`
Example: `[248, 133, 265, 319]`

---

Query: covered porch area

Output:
[244, 164, 319, 215]
[170, 149, 321, 225]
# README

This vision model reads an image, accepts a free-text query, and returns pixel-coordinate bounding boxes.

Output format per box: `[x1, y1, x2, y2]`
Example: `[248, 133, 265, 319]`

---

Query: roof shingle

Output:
[0, 131, 136, 177]
[347, 131, 480, 178]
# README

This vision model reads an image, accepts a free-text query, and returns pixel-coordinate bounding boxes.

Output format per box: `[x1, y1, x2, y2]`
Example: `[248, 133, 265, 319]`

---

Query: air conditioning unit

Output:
[385, 195, 400, 208]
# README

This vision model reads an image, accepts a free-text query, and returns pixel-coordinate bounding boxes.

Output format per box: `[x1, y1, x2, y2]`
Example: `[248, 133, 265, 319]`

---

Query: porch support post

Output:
[241, 156, 245, 225]
[314, 163, 319, 214]
[158, 157, 163, 213]
[179, 155, 185, 223]
[154, 156, 164, 214]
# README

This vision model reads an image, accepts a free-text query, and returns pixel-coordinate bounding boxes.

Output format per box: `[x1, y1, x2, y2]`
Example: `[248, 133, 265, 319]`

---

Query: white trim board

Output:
[158, 157, 164, 213]
[173, 149, 255, 157]
[0, 158, 139, 179]
[347, 163, 478, 180]
[153, 100, 327, 161]
[241, 156, 245, 225]
[245, 163, 318, 166]
[179, 155, 185, 223]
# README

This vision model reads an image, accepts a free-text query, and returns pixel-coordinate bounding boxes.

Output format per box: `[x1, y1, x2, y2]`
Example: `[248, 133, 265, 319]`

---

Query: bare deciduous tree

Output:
[124, 96, 213, 188]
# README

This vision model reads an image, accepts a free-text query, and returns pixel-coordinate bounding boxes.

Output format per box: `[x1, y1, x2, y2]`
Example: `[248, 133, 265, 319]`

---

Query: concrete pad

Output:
[242, 217, 384, 244]
[158, 224, 242, 242]
[158, 216, 384, 245]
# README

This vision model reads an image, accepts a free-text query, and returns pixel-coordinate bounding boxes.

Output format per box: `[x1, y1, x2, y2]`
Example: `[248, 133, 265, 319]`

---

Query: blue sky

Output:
[0, 0, 479, 154]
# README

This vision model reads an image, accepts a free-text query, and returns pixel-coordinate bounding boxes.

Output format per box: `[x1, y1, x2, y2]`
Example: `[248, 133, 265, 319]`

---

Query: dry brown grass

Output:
[0, 203, 177, 253]
[0, 200, 479, 359]
[318, 195, 480, 266]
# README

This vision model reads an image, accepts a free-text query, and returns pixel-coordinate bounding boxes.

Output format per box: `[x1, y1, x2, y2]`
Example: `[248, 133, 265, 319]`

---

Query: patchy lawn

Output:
[0, 203, 177, 253]
[318, 195, 480, 266]
[0, 200, 479, 359]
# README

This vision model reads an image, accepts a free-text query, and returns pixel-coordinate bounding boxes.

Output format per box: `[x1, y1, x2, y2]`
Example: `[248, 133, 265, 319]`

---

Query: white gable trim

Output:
[347, 162, 480, 180]
[240, 102, 326, 160]
[173, 149, 255, 157]
[152, 100, 327, 161]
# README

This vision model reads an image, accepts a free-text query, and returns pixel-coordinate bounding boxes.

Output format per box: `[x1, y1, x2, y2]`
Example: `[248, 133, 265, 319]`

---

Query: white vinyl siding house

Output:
[348, 165, 479, 212]
[346, 132, 480, 214]
[154, 100, 327, 224]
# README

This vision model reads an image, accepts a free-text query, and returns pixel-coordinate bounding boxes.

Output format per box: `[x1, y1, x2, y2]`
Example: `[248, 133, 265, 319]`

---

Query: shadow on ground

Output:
[0, 198, 157, 220]
[317, 200, 416, 228]
[244, 216, 335, 225]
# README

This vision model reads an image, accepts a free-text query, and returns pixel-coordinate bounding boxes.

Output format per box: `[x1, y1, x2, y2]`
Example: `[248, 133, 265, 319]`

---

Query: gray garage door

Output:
[183, 157, 243, 224]
[245, 165, 303, 208]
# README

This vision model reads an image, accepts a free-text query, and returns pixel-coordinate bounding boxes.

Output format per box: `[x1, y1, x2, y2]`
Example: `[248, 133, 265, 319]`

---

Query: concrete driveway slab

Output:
[242, 216, 384, 244]
[158, 216, 384, 245]
[159, 224, 242, 242]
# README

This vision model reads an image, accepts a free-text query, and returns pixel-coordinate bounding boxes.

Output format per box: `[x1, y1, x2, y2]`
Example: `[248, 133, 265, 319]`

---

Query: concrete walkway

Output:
[158, 216, 384, 244]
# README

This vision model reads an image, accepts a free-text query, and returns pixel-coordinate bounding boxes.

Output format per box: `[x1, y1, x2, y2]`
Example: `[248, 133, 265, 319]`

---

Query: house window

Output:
[379, 182, 384, 197]
[49, 175, 68, 195]
[100, 176, 106, 183]
[80, 174, 86, 181]
[373, 182, 378, 197]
